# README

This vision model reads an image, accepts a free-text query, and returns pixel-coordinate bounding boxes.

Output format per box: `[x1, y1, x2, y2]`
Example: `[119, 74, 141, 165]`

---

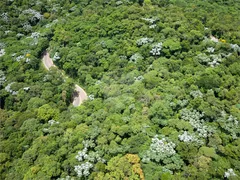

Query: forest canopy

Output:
[0, 0, 240, 179]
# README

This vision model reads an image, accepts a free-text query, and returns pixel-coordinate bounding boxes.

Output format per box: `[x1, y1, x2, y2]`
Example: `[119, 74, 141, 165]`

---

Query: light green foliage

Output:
[24, 155, 61, 179]
[27, 97, 47, 109]
[199, 146, 218, 159]
[163, 39, 181, 51]
[37, 104, 59, 122]
[94, 154, 144, 180]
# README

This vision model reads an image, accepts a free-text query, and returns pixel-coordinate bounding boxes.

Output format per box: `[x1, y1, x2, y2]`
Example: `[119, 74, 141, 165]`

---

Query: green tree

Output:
[37, 104, 59, 122]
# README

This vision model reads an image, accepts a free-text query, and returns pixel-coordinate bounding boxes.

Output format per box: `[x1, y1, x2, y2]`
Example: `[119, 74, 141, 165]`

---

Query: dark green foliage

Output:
[196, 72, 222, 89]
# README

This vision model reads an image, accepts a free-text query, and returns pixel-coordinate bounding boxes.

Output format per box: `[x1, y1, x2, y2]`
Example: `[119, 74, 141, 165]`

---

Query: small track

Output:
[42, 51, 88, 106]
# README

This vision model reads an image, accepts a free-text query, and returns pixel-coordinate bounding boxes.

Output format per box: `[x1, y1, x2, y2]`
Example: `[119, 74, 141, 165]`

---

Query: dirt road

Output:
[42, 51, 56, 70]
[72, 85, 88, 106]
[42, 51, 87, 106]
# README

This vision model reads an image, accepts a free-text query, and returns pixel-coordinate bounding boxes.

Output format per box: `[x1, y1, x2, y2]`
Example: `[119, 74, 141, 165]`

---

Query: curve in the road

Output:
[42, 51, 88, 106]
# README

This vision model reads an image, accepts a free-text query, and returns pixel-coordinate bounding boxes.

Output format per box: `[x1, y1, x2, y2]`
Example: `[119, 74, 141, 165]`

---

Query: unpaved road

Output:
[42, 51, 56, 70]
[42, 51, 87, 106]
[73, 84, 88, 106]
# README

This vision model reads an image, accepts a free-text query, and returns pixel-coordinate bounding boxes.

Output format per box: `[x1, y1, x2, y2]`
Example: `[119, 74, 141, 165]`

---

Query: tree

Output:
[37, 104, 59, 122]
[93, 154, 144, 180]
[196, 72, 222, 89]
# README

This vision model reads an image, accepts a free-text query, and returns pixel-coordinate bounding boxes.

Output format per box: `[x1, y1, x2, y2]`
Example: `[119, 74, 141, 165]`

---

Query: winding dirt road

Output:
[42, 51, 88, 106]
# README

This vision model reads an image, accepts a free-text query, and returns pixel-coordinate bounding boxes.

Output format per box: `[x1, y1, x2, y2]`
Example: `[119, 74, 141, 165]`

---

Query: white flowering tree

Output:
[170, 99, 189, 111]
[22, 9, 43, 23]
[224, 168, 237, 179]
[141, 17, 158, 28]
[28, 32, 41, 45]
[0, 49, 5, 57]
[4, 82, 18, 95]
[217, 112, 239, 139]
[206, 47, 215, 53]
[22, 22, 32, 32]
[48, 119, 60, 126]
[0, 42, 6, 57]
[180, 108, 214, 138]
[195, 53, 222, 67]
[178, 131, 203, 145]
[136, 37, 153, 46]
[230, 44, 240, 53]
[142, 135, 184, 172]
[129, 53, 143, 63]
[74, 139, 105, 178]
[0, 70, 6, 86]
[1, 13, 8, 22]
[190, 90, 203, 98]
[53, 52, 61, 61]
[134, 75, 144, 81]
[150, 43, 163, 56]
[88, 94, 95, 101]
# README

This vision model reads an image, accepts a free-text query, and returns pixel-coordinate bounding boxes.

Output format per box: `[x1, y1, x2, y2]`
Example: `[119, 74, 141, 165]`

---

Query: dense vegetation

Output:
[0, 0, 240, 179]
